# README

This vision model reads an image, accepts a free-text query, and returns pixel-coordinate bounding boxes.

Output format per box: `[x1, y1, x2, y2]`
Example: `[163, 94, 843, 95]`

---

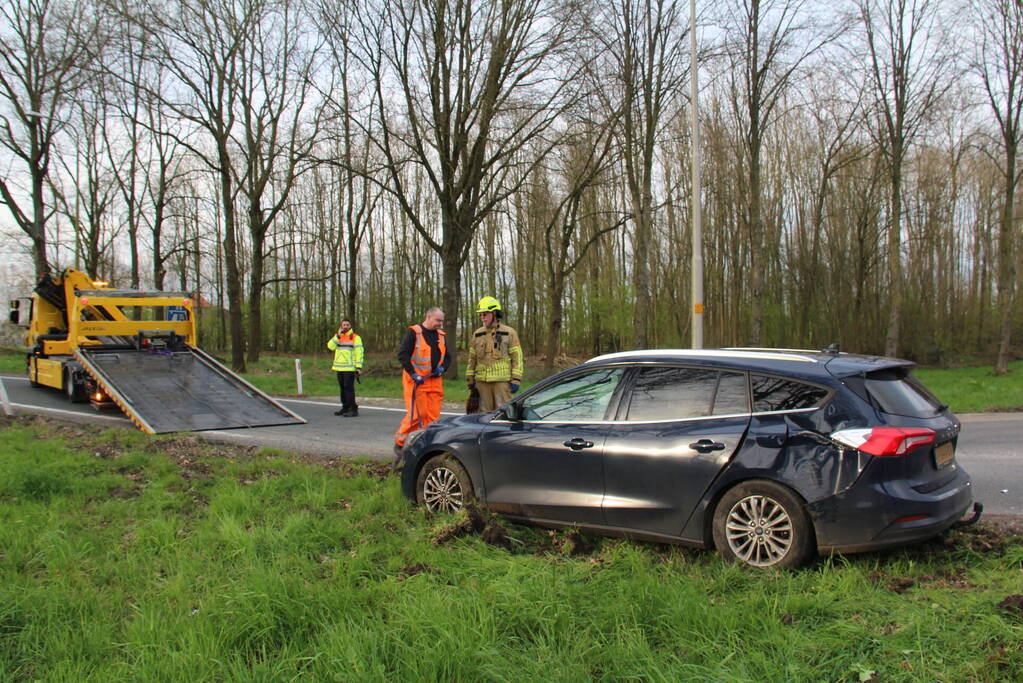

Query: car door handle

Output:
[689, 439, 726, 453]
[563, 438, 595, 450]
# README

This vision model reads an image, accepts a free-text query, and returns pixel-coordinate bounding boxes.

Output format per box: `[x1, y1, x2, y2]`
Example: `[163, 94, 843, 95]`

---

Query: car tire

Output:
[416, 454, 475, 514]
[712, 480, 815, 569]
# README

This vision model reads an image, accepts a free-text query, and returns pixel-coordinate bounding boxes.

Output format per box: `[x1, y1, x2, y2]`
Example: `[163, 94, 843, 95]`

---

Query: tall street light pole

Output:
[689, 0, 704, 349]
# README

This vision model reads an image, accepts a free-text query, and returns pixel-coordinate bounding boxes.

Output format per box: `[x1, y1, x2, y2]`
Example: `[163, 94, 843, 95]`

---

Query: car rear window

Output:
[858, 368, 945, 417]
[751, 374, 829, 412]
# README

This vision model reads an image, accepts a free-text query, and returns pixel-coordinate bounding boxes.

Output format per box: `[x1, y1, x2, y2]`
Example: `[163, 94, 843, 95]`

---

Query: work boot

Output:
[334, 408, 345, 416]
[343, 405, 359, 417]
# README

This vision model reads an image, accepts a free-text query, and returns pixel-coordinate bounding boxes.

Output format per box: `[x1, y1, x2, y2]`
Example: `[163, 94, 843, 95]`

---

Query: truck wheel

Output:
[64, 369, 86, 403]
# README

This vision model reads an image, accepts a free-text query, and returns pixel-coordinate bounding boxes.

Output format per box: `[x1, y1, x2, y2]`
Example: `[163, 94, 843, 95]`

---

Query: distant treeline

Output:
[1, 0, 1020, 371]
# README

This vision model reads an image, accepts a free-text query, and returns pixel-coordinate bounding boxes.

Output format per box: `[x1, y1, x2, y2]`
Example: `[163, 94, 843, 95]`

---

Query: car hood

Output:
[432, 411, 495, 429]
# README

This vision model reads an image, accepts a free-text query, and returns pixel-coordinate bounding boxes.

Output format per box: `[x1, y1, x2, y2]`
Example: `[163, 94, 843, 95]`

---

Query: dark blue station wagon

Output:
[399, 348, 980, 568]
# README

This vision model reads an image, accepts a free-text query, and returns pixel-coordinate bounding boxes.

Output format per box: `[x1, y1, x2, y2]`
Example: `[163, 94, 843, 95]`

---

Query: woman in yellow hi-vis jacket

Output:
[327, 318, 364, 416]
[466, 297, 523, 412]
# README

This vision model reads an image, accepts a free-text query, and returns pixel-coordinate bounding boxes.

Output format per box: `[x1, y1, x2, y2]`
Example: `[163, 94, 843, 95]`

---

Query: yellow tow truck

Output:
[8, 268, 305, 434]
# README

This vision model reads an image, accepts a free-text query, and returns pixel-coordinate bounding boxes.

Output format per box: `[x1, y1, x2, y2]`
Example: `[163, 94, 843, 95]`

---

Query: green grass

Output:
[0, 348, 26, 374]
[914, 361, 1023, 413]
[230, 352, 539, 405]
[0, 415, 1021, 680]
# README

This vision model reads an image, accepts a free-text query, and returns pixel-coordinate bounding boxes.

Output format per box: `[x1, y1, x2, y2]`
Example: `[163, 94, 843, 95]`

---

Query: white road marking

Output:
[1, 374, 460, 416]
[0, 378, 11, 416]
[276, 396, 460, 416]
[4, 401, 129, 423]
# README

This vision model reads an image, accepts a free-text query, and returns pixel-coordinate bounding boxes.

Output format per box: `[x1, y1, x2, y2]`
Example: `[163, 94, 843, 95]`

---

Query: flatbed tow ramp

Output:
[10, 268, 306, 435]
[75, 346, 304, 434]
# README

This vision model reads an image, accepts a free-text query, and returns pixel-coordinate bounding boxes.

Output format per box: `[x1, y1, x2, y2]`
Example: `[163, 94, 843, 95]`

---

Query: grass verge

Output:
[914, 361, 1023, 413]
[1, 415, 1021, 681]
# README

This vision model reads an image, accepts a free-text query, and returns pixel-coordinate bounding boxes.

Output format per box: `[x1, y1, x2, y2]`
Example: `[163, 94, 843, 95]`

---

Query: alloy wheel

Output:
[421, 466, 464, 513]
[724, 494, 794, 567]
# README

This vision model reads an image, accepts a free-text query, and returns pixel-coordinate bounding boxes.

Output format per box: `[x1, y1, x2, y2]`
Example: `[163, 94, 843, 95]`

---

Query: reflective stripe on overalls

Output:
[395, 325, 446, 449]
[409, 324, 444, 376]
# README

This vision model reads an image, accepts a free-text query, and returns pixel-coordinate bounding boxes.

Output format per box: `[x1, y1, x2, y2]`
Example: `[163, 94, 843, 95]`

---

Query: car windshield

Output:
[861, 368, 945, 417]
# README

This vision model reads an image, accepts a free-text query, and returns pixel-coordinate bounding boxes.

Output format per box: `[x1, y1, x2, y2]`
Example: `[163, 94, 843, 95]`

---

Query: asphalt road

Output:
[1, 373, 1019, 515]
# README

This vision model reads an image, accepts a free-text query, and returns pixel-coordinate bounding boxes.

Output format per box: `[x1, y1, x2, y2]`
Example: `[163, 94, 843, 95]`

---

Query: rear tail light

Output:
[831, 427, 935, 456]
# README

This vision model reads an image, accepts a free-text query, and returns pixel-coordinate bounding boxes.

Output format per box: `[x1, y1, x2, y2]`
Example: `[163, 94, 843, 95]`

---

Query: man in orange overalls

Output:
[394, 307, 450, 459]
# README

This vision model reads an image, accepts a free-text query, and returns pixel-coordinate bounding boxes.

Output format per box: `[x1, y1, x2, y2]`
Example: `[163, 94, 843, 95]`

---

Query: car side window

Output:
[624, 367, 749, 420]
[713, 371, 751, 415]
[520, 367, 625, 422]
[751, 374, 829, 412]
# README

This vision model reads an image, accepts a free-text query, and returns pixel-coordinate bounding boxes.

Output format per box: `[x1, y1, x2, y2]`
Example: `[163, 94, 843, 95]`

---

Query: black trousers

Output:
[336, 371, 357, 411]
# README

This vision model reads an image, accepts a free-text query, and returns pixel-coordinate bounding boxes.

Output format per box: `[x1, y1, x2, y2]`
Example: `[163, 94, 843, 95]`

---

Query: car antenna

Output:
[823, 343, 840, 355]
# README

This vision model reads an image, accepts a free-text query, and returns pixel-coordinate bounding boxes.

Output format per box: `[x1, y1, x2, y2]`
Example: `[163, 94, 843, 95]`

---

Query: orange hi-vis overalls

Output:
[395, 324, 446, 447]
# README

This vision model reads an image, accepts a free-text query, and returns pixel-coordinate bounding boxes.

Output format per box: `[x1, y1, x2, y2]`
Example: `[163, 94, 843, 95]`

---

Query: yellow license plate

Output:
[934, 441, 955, 468]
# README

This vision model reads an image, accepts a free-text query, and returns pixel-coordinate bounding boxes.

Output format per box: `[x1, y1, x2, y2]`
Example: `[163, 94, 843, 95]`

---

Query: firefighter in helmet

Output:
[466, 296, 524, 412]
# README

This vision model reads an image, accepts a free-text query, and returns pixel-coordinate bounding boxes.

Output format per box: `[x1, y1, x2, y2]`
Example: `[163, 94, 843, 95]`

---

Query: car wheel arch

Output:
[703, 477, 819, 549]
[409, 447, 452, 487]
[415, 451, 478, 513]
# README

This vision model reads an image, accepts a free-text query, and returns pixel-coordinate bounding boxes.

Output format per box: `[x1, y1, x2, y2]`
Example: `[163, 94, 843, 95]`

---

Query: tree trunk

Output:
[246, 222, 265, 365]
[884, 160, 903, 358]
[995, 146, 1017, 375]
[31, 168, 50, 277]
[632, 200, 652, 349]
[441, 244, 462, 379]
[749, 137, 765, 346]
[217, 148, 246, 372]
[545, 268, 566, 372]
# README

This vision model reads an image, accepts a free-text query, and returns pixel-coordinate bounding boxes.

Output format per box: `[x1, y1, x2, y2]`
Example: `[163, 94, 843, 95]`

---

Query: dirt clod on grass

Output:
[542, 528, 597, 556]
[396, 563, 436, 581]
[869, 570, 917, 594]
[869, 566, 975, 593]
[108, 485, 142, 499]
[998, 594, 1023, 620]
[323, 458, 396, 481]
[431, 505, 511, 549]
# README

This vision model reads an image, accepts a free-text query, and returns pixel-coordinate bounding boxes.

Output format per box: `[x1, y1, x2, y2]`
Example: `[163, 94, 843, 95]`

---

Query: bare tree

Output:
[97, 2, 190, 291]
[235, 0, 324, 363]
[0, 0, 99, 276]
[597, 0, 690, 349]
[857, 0, 955, 357]
[50, 95, 119, 278]
[115, 0, 253, 369]
[721, 0, 839, 344]
[789, 66, 866, 344]
[538, 117, 624, 370]
[971, 0, 1023, 374]
[313, 0, 383, 326]
[346, 0, 588, 365]
[118, 0, 322, 370]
